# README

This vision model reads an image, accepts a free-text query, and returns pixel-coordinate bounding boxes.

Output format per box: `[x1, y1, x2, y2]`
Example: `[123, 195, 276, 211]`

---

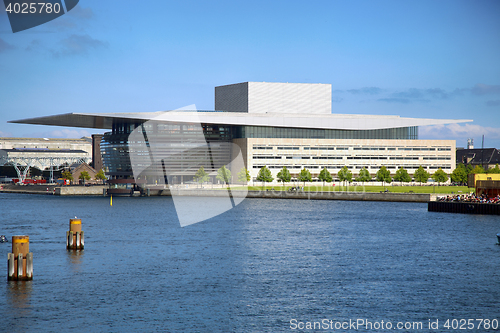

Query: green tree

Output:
[237, 168, 251, 183]
[450, 164, 468, 185]
[337, 166, 352, 189]
[470, 165, 486, 174]
[456, 163, 466, 171]
[355, 167, 371, 185]
[256, 166, 273, 189]
[413, 166, 430, 185]
[277, 166, 291, 188]
[464, 164, 473, 175]
[318, 167, 333, 188]
[376, 166, 392, 187]
[486, 164, 500, 174]
[432, 168, 449, 186]
[394, 167, 412, 184]
[216, 165, 232, 186]
[298, 168, 312, 187]
[94, 169, 106, 183]
[61, 170, 73, 184]
[194, 166, 210, 187]
[79, 171, 91, 185]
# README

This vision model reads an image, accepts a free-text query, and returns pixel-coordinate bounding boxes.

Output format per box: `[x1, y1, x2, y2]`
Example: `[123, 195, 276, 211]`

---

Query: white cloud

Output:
[420, 123, 500, 140]
[49, 129, 91, 138]
[29, 128, 91, 139]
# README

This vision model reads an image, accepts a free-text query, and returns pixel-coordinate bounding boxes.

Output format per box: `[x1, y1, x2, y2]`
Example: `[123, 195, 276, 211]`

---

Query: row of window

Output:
[277, 147, 300, 150]
[348, 156, 392, 160]
[252, 165, 452, 170]
[254, 155, 343, 159]
[253, 155, 451, 160]
[423, 157, 451, 160]
[304, 147, 346, 150]
[253, 145, 451, 151]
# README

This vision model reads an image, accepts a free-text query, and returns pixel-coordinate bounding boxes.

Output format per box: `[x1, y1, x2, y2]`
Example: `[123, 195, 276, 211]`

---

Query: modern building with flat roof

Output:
[10, 82, 471, 184]
[0, 137, 92, 182]
[0, 137, 92, 153]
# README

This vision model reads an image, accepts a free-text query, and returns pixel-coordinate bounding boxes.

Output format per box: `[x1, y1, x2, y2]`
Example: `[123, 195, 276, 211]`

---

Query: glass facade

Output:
[101, 121, 233, 180]
[101, 119, 420, 179]
[101, 132, 131, 177]
[233, 126, 418, 140]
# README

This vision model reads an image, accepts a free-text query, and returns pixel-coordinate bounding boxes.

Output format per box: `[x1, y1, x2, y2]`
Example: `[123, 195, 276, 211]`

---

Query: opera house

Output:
[11, 82, 471, 184]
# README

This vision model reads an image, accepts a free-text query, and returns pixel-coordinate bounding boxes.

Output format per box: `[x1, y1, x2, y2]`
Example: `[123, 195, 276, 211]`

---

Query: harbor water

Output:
[0, 193, 499, 332]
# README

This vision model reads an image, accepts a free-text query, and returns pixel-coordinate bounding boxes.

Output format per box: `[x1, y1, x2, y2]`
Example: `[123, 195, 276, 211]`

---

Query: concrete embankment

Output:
[1, 185, 436, 202]
[0, 184, 58, 195]
[55, 186, 106, 196]
[0, 184, 106, 196]
[428, 201, 500, 215]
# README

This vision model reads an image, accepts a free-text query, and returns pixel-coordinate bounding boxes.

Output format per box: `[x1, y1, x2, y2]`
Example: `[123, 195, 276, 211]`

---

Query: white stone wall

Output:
[215, 82, 331, 115]
[248, 82, 331, 114]
[244, 138, 456, 182]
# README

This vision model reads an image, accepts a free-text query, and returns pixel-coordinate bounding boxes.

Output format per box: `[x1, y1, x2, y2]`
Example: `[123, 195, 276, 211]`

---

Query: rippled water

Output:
[0, 193, 499, 332]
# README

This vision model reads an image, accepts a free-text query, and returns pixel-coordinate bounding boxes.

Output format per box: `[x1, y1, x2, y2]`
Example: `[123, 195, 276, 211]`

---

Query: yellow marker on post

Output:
[8, 235, 33, 280]
[67, 218, 84, 250]
[110, 195, 112, 206]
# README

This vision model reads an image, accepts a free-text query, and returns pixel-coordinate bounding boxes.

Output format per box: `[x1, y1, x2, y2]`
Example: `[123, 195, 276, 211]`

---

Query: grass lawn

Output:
[231, 185, 472, 194]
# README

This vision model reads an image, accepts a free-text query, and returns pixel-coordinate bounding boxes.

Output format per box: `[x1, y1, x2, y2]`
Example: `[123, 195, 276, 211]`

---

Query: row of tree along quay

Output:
[253, 165, 452, 189]
[187, 164, 483, 192]
[54, 162, 498, 190]
[255, 163, 500, 189]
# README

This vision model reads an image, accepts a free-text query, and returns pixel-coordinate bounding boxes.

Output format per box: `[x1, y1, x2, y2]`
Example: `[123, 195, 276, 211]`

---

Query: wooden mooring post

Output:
[8, 235, 33, 281]
[67, 218, 84, 250]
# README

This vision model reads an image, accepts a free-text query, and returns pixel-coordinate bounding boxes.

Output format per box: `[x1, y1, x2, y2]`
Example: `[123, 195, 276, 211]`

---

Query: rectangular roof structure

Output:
[10, 111, 472, 131]
[215, 82, 332, 115]
[8, 82, 472, 131]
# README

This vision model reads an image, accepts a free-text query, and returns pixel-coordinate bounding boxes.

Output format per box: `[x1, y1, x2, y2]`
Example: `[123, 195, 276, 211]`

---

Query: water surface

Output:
[0, 194, 499, 332]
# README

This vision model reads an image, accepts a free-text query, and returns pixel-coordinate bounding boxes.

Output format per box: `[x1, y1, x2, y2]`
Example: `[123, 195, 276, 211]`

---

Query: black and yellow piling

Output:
[67, 218, 84, 250]
[8, 235, 33, 281]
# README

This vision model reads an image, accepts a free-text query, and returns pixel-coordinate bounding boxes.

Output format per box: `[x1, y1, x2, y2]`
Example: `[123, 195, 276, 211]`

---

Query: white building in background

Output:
[0, 137, 92, 154]
[0, 137, 92, 182]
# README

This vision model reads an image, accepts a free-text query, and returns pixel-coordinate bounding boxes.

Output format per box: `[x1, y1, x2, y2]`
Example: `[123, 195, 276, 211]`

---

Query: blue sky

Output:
[0, 0, 499, 148]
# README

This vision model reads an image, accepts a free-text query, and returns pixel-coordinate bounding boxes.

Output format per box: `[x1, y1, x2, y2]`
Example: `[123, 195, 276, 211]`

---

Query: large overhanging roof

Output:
[10, 111, 472, 130]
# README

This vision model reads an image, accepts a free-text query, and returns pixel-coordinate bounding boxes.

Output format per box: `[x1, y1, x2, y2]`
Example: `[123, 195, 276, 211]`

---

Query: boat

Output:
[0, 235, 8, 243]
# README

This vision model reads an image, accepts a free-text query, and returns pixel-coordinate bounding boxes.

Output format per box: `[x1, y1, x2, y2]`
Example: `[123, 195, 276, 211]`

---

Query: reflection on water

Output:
[67, 249, 84, 270]
[7, 280, 32, 310]
[5, 281, 32, 332]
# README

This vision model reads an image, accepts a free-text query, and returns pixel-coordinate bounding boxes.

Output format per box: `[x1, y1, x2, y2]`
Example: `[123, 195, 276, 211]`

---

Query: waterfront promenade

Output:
[0, 184, 436, 202]
[0, 184, 106, 195]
